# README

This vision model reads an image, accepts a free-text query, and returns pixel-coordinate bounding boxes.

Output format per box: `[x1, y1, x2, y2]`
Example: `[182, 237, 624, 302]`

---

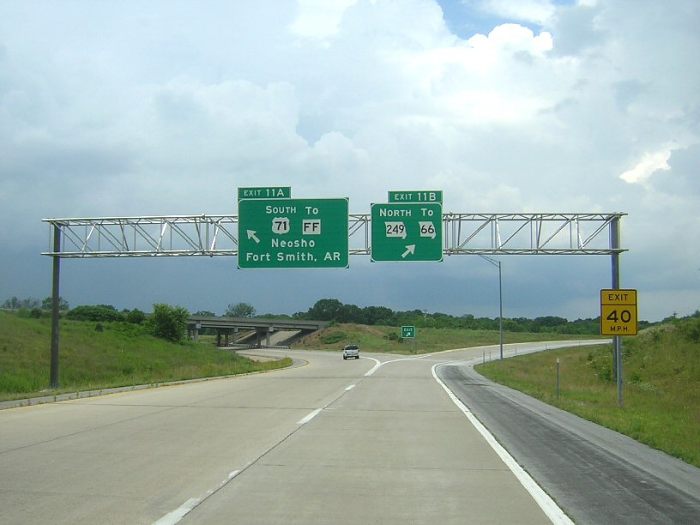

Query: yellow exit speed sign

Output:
[600, 289, 638, 335]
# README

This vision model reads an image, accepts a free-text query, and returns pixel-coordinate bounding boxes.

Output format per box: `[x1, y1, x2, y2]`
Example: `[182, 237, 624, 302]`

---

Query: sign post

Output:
[238, 198, 348, 268]
[600, 287, 637, 408]
[401, 325, 417, 353]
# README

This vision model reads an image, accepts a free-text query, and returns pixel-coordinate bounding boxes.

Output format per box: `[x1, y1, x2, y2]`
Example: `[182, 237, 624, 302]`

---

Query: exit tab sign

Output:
[238, 187, 291, 200]
[600, 289, 638, 335]
[388, 190, 443, 203]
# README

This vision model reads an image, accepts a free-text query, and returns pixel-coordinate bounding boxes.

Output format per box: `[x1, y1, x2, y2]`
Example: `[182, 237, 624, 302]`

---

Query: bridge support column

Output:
[216, 330, 222, 347]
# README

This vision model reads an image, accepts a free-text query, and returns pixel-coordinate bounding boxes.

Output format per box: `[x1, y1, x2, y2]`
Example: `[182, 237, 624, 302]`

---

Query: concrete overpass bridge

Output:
[187, 316, 328, 348]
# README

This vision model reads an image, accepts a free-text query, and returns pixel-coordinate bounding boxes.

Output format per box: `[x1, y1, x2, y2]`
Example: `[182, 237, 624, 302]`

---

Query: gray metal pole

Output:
[611, 217, 623, 407]
[50, 224, 61, 389]
[498, 261, 503, 360]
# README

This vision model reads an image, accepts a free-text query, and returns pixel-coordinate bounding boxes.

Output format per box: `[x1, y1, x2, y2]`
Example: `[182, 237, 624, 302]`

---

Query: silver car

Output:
[342, 344, 360, 360]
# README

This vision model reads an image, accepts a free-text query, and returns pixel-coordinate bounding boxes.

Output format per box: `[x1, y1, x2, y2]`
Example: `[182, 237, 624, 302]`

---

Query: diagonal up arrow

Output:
[401, 245, 415, 258]
[247, 230, 260, 244]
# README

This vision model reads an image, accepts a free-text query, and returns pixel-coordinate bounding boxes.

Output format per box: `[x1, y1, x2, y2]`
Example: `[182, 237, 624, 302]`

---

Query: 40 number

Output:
[606, 309, 632, 323]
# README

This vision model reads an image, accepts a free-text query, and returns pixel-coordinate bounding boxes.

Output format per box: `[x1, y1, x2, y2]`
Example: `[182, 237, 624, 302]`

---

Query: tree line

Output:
[3, 296, 661, 337]
[291, 298, 654, 335]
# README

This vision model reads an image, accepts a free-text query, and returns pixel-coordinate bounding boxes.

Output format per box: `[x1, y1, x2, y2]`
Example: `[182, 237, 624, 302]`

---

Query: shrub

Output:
[320, 332, 346, 345]
[680, 317, 700, 343]
[150, 304, 189, 343]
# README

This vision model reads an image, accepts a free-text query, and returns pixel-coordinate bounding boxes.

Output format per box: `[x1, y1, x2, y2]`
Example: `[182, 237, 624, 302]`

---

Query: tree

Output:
[306, 299, 344, 321]
[67, 305, 124, 322]
[2, 297, 40, 309]
[2, 297, 20, 309]
[41, 296, 70, 311]
[225, 303, 256, 318]
[362, 305, 394, 325]
[126, 308, 146, 324]
[150, 304, 189, 342]
[193, 310, 216, 317]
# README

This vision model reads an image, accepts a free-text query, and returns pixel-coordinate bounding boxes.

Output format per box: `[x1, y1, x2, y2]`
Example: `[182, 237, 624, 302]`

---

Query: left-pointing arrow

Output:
[401, 244, 415, 258]
[247, 230, 260, 244]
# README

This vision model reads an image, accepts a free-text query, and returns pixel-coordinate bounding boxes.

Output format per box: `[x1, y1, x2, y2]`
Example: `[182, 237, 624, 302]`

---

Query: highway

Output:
[1, 342, 698, 524]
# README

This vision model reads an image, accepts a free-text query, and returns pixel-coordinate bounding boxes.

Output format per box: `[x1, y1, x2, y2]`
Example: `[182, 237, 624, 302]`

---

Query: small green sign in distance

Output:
[239, 198, 348, 268]
[388, 190, 443, 203]
[238, 186, 292, 200]
[401, 325, 416, 338]
[371, 202, 443, 262]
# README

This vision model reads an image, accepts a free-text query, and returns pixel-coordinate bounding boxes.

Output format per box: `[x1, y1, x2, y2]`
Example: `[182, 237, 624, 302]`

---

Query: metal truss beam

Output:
[43, 212, 626, 258]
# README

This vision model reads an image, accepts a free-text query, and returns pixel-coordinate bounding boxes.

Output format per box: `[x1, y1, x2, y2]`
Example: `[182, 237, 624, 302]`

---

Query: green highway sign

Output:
[371, 202, 443, 262]
[238, 198, 348, 268]
[401, 325, 416, 338]
[388, 190, 443, 203]
[238, 186, 291, 200]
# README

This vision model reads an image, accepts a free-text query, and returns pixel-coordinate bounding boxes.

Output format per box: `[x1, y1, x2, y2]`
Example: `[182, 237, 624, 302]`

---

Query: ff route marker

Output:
[600, 289, 638, 335]
[238, 197, 348, 268]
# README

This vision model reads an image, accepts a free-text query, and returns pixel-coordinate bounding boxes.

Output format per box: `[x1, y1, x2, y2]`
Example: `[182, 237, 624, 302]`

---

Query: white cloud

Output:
[0, 0, 699, 320]
[289, 0, 358, 40]
[619, 148, 673, 184]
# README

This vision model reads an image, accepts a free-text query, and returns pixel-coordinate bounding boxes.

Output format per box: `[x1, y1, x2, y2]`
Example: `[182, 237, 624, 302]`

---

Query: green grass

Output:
[293, 323, 600, 354]
[0, 311, 291, 401]
[475, 325, 700, 467]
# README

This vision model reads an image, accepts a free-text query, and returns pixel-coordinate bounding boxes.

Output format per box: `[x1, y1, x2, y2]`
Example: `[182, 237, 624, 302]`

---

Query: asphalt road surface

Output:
[437, 357, 700, 524]
[1, 341, 697, 524]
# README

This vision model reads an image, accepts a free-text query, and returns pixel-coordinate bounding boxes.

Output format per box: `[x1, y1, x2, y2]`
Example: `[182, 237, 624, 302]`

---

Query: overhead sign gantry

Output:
[42, 185, 629, 403]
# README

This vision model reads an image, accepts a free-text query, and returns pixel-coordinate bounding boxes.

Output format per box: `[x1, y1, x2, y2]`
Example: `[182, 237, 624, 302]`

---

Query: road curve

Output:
[2, 341, 696, 524]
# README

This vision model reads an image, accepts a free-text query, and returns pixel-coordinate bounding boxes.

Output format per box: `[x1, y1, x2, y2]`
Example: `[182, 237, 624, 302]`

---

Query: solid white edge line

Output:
[297, 408, 322, 425]
[431, 362, 574, 525]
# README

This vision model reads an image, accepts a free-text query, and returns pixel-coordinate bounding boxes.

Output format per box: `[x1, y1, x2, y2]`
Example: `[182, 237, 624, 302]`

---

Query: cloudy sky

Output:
[1, 0, 698, 321]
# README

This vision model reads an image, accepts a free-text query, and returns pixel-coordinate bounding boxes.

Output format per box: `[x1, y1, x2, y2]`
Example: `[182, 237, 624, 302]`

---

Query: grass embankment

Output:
[294, 323, 600, 354]
[476, 323, 700, 467]
[0, 311, 291, 401]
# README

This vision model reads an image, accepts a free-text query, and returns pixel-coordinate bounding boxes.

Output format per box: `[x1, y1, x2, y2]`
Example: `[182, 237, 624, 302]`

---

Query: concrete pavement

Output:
[0, 344, 586, 524]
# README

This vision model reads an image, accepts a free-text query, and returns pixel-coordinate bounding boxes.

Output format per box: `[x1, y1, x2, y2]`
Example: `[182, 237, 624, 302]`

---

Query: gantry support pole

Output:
[50, 225, 61, 389]
[611, 217, 623, 407]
